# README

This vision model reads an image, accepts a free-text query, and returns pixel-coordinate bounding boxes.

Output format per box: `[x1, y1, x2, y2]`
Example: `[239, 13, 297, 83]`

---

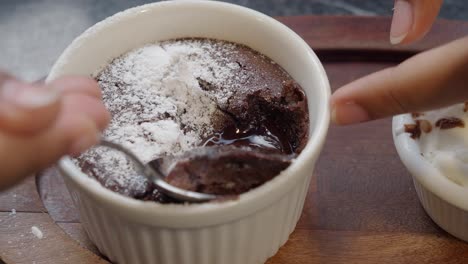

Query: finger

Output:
[390, 0, 443, 45]
[0, 73, 61, 135]
[331, 36, 468, 125]
[0, 94, 110, 190]
[49, 76, 103, 99]
[61, 93, 110, 131]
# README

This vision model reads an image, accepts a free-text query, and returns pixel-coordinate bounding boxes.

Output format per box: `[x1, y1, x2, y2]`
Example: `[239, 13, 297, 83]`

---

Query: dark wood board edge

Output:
[277, 16, 468, 61]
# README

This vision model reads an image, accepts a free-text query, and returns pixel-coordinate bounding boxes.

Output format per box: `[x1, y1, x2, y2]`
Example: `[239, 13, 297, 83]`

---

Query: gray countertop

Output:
[1, 0, 467, 81]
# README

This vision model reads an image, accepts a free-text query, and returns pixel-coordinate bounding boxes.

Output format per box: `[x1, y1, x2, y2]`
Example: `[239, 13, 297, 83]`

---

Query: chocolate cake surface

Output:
[151, 146, 293, 196]
[77, 38, 309, 203]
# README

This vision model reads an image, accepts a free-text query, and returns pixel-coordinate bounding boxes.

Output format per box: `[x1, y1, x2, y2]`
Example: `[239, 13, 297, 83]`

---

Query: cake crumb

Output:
[31, 226, 44, 239]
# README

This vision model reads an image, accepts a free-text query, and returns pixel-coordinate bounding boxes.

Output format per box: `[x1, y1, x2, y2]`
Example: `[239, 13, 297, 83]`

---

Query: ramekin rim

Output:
[50, 0, 331, 223]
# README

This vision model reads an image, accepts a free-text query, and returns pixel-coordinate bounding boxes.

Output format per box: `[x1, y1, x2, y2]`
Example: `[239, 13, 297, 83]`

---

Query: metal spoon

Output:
[98, 139, 217, 203]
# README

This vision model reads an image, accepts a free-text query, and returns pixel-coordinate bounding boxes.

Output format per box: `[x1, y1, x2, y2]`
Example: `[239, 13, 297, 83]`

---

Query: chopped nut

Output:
[404, 123, 421, 139]
[435, 117, 465, 129]
[404, 119, 432, 139]
[418, 119, 432, 133]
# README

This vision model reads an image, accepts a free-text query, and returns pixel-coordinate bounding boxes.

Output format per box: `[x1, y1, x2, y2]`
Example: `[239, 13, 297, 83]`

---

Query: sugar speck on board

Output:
[9, 209, 16, 215]
[31, 226, 44, 239]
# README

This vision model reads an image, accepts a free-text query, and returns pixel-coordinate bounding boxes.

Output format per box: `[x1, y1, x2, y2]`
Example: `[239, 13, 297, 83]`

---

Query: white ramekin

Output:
[393, 114, 468, 242]
[48, 1, 331, 263]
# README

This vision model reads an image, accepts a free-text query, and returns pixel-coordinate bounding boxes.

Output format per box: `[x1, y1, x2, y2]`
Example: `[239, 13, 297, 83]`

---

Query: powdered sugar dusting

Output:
[78, 39, 245, 196]
[98, 39, 243, 161]
[77, 147, 149, 197]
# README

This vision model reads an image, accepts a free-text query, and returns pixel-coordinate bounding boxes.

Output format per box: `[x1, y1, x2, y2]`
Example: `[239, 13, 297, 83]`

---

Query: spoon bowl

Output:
[99, 139, 217, 203]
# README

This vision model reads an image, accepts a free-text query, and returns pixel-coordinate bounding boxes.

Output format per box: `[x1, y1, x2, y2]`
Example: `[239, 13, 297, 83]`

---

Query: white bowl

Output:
[48, 1, 331, 263]
[393, 114, 468, 242]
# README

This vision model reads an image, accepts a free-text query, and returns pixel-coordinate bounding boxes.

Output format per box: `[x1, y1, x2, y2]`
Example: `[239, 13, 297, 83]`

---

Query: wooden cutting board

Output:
[2, 16, 468, 264]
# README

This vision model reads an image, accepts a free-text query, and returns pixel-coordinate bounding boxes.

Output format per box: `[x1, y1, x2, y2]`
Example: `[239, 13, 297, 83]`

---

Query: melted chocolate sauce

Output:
[203, 124, 292, 154]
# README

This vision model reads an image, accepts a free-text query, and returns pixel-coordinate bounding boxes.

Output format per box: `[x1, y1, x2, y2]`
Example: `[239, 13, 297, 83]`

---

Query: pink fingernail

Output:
[332, 102, 370, 125]
[390, 0, 413, 45]
[2, 81, 59, 108]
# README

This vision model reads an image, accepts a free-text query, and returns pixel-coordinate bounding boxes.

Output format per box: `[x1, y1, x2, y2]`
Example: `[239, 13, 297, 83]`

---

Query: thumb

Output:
[0, 93, 109, 190]
[0, 75, 110, 190]
[0, 73, 61, 135]
[390, 0, 443, 45]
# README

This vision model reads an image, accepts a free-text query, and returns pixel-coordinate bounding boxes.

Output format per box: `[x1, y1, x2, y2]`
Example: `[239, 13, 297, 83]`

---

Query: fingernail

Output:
[69, 133, 100, 157]
[2, 81, 60, 108]
[332, 102, 370, 125]
[390, 0, 413, 45]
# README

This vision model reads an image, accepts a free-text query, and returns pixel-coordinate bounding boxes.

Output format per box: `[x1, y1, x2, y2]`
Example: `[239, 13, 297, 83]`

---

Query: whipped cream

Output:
[407, 103, 468, 186]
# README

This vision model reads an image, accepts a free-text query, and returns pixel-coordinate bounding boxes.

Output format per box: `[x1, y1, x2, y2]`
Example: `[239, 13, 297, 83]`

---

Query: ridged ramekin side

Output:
[63, 174, 312, 264]
[413, 178, 468, 242]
